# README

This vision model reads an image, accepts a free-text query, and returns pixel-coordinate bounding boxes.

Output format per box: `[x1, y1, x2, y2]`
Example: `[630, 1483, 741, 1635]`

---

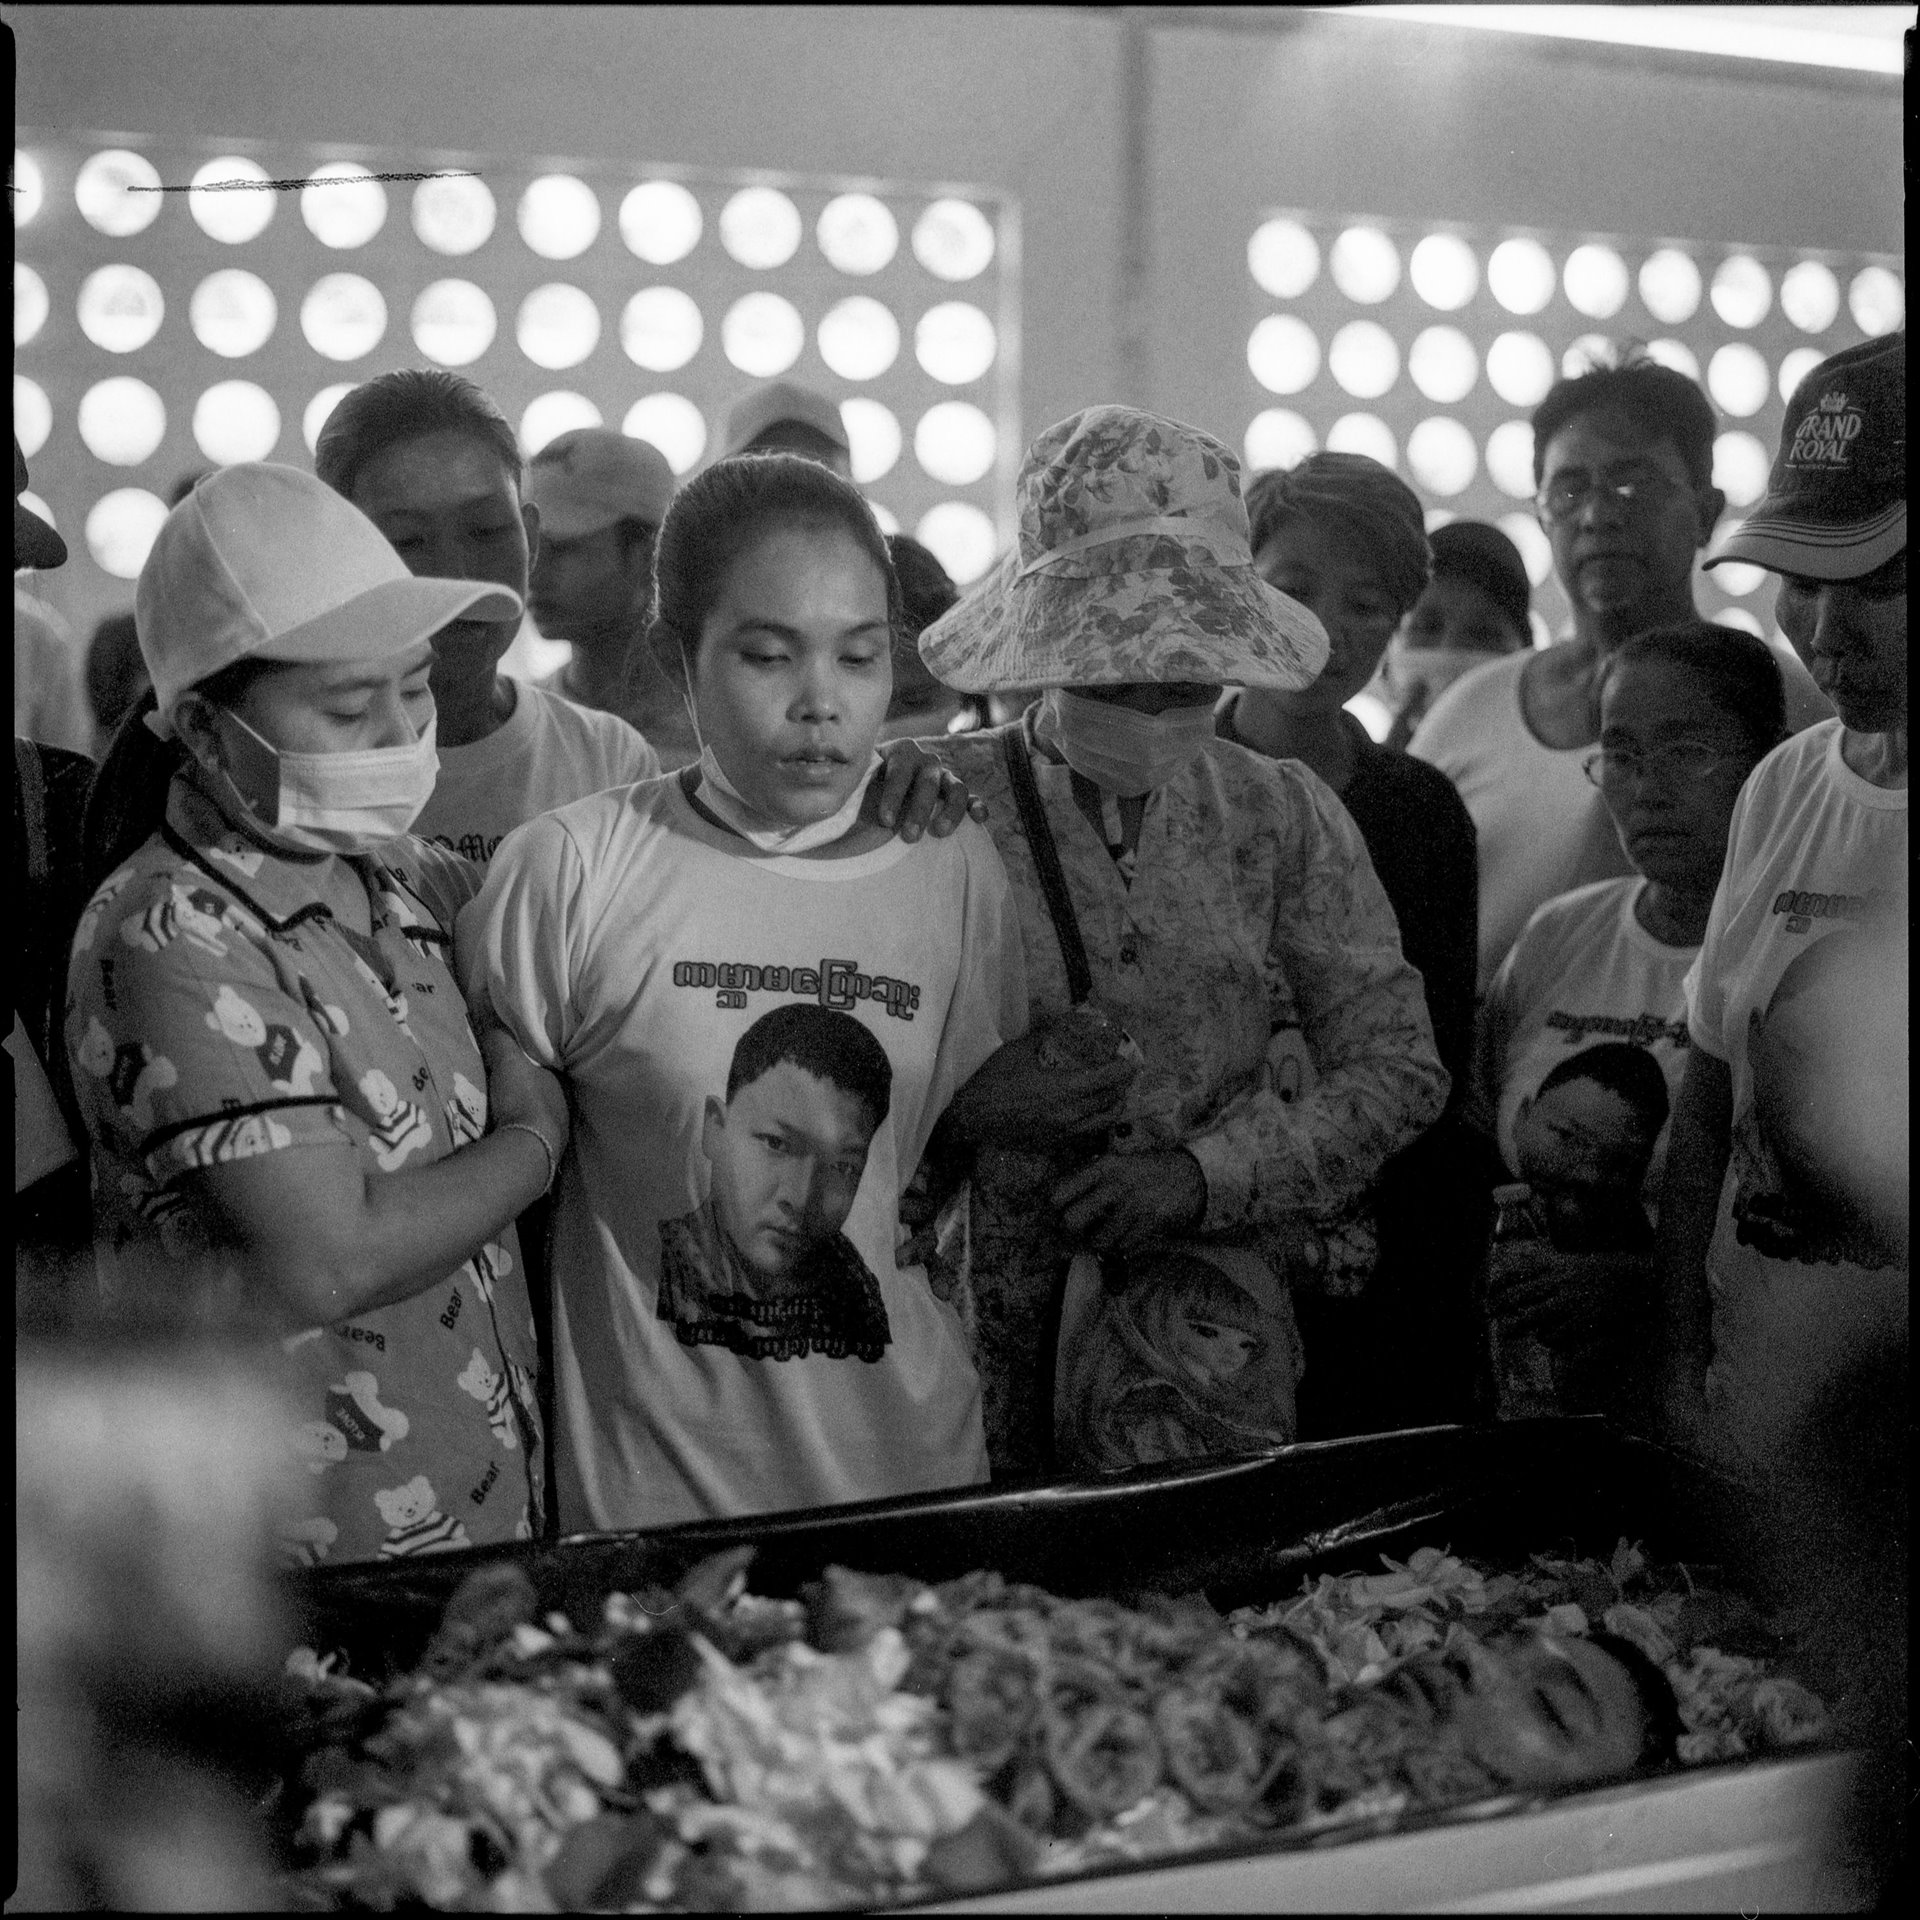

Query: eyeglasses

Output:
[1582, 742, 1744, 789]
[1535, 470, 1683, 525]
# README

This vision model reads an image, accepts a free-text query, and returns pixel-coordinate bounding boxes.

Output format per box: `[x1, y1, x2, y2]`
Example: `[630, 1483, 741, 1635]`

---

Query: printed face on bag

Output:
[689, 523, 892, 825]
[703, 1059, 880, 1282]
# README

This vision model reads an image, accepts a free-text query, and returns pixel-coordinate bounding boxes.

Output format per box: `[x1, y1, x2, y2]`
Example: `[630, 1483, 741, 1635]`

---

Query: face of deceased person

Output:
[1512, 1076, 1660, 1208]
[701, 1058, 882, 1283]
[1380, 1628, 1653, 1790]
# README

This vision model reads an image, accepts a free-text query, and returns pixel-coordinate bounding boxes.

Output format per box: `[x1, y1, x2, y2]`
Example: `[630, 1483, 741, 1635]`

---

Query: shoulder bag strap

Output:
[1000, 723, 1093, 1005]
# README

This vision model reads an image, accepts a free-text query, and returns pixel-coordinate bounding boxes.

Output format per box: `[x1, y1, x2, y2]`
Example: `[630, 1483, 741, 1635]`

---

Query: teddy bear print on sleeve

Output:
[373, 1475, 472, 1557]
[322, 1370, 412, 1457]
[355, 1069, 435, 1170]
[456, 1347, 521, 1451]
[75, 1017, 180, 1132]
[202, 983, 328, 1094]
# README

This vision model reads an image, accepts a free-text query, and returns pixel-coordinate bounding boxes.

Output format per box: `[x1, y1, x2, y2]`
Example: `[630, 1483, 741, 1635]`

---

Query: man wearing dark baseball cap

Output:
[526, 427, 696, 763]
[1658, 333, 1906, 1560]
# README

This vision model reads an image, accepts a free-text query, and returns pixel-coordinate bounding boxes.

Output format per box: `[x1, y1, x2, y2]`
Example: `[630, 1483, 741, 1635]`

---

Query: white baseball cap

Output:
[138, 463, 522, 732]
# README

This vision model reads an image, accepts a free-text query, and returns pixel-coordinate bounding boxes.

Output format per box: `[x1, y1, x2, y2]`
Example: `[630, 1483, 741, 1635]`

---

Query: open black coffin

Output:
[296, 1416, 1753, 1679]
[293, 1419, 1886, 1911]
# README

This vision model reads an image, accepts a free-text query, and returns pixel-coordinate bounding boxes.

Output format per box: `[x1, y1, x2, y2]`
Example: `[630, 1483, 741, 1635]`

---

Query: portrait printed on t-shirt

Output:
[1509, 1041, 1669, 1253]
[1735, 929, 1905, 1272]
[657, 1004, 895, 1362]
[1054, 1243, 1302, 1472]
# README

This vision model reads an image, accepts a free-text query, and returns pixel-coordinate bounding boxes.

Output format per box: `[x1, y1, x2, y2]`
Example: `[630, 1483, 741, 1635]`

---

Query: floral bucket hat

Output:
[918, 405, 1329, 692]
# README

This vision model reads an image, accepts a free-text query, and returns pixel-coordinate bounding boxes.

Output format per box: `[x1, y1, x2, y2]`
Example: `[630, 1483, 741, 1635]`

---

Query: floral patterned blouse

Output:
[934, 715, 1449, 1475]
[65, 775, 542, 1566]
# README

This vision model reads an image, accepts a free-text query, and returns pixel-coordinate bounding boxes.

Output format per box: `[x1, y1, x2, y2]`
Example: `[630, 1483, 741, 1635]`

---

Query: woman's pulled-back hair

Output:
[314, 368, 523, 504]
[1598, 619, 1788, 764]
[649, 453, 901, 669]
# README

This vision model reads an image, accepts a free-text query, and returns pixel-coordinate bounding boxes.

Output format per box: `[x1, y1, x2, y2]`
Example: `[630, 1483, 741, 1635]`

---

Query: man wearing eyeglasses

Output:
[1656, 334, 1905, 1700]
[1411, 350, 1830, 995]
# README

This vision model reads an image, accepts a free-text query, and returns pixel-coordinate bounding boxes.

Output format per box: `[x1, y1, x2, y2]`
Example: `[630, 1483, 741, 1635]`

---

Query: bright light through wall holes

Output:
[519, 175, 600, 261]
[16, 263, 49, 347]
[191, 269, 277, 358]
[1487, 237, 1556, 316]
[517, 283, 600, 370]
[817, 194, 897, 275]
[13, 149, 46, 226]
[1408, 233, 1477, 311]
[302, 274, 386, 361]
[15, 376, 53, 458]
[76, 149, 162, 238]
[1638, 249, 1702, 325]
[1484, 421, 1537, 500]
[914, 402, 996, 487]
[86, 488, 170, 581]
[1485, 332, 1554, 407]
[841, 398, 902, 483]
[193, 381, 282, 464]
[720, 187, 802, 270]
[1245, 409, 1318, 472]
[1328, 321, 1398, 400]
[1330, 227, 1399, 304]
[722, 291, 805, 377]
[1408, 327, 1477, 405]
[1563, 243, 1629, 319]
[302, 163, 388, 249]
[1248, 219, 1319, 300]
[817, 297, 900, 381]
[412, 280, 497, 367]
[917, 502, 997, 585]
[1248, 315, 1320, 396]
[78, 377, 167, 466]
[912, 199, 994, 282]
[79, 264, 165, 354]
[620, 287, 703, 373]
[1707, 343, 1769, 418]
[1406, 417, 1477, 496]
[1326, 414, 1396, 469]
[521, 390, 603, 457]
[623, 393, 707, 475]
[915, 303, 996, 385]
[620, 181, 703, 265]
[190, 156, 275, 243]
[413, 173, 496, 255]
[1779, 260, 1840, 334]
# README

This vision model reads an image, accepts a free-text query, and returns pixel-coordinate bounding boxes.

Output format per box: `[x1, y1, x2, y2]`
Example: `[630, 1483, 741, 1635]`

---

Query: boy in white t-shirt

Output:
[461, 453, 1024, 1531]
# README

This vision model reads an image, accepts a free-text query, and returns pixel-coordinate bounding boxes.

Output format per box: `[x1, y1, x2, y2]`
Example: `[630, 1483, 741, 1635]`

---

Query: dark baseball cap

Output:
[1707, 332, 1905, 580]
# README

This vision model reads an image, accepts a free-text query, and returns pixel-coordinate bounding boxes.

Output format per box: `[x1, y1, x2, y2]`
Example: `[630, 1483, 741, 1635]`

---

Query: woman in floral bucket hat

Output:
[912, 405, 1450, 1481]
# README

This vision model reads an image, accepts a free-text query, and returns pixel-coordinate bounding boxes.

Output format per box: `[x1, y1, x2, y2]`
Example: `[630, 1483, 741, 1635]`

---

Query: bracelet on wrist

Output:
[495, 1120, 558, 1197]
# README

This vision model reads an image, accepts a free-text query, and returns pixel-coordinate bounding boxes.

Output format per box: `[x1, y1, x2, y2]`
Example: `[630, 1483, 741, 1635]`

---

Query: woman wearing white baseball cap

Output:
[67, 464, 566, 1564]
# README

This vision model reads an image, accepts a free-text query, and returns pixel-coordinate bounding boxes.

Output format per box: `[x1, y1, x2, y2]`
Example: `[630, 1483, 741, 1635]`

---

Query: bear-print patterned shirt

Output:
[65, 774, 542, 1566]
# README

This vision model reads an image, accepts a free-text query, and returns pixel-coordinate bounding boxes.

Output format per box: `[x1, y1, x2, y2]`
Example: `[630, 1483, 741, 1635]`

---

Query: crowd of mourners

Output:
[13, 331, 1906, 1585]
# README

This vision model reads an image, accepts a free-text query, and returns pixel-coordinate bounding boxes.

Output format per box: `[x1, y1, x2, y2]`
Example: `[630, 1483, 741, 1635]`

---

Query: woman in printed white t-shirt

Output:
[460, 455, 1025, 1531]
[1471, 622, 1785, 1418]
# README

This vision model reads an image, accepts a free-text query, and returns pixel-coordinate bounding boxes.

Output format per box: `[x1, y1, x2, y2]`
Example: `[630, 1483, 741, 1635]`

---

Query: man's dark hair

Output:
[1531, 345, 1720, 493]
[1537, 1042, 1671, 1137]
[725, 1003, 893, 1131]
[1599, 620, 1788, 763]
[315, 368, 524, 503]
[1585, 1630, 1685, 1769]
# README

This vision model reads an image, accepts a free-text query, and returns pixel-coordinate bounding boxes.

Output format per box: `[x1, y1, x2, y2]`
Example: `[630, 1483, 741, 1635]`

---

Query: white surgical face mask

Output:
[205, 706, 440, 856]
[1038, 687, 1216, 796]
[695, 743, 884, 855]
